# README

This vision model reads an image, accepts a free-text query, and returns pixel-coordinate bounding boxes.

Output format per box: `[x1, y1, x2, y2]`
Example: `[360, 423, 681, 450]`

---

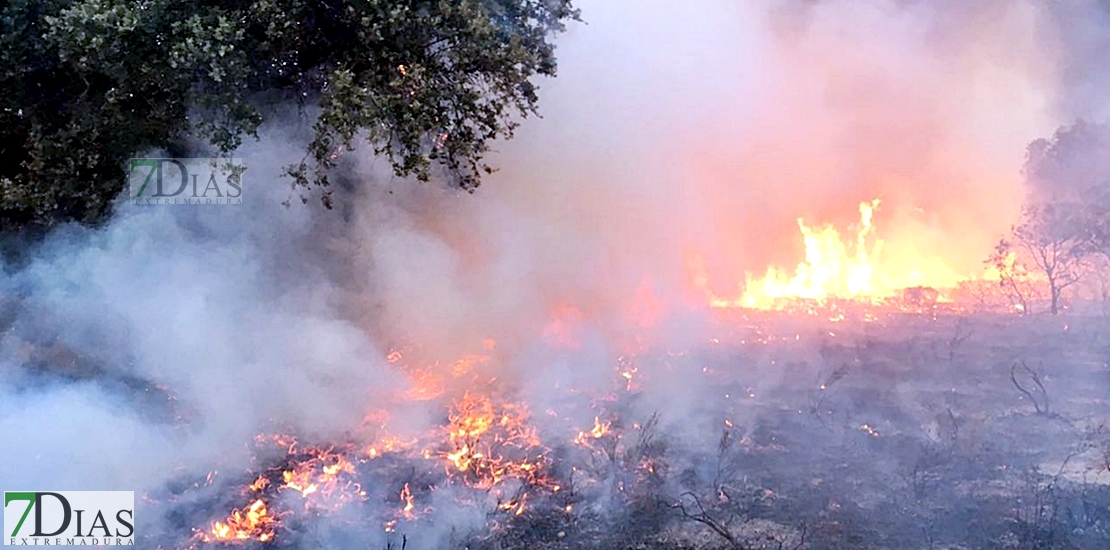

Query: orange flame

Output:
[199, 499, 277, 544]
[248, 475, 269, 492]
[279, 448, 361, 507]
[575, 416, 611, 447]
[693, 199, 967, 309]
[400, 483, 416, 519]
[442, 393, 549, 489]
[193, 349, 563, 544]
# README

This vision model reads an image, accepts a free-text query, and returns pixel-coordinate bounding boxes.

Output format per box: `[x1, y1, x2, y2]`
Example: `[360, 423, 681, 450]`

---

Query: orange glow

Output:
[543, 305, 585, 349]
[366, 434, 419, 458]
[388, 343, 496, 402]
[404, 368, 448, 401]
[628, 279, 663, 330]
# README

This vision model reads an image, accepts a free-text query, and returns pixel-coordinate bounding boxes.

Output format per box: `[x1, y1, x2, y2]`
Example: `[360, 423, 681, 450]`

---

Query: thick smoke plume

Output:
[2, 0, 1108, 547]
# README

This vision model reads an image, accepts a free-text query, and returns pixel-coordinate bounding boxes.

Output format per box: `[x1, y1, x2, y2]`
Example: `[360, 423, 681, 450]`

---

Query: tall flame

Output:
[742, 199, 884, 306]
[696, 199, 966, 309]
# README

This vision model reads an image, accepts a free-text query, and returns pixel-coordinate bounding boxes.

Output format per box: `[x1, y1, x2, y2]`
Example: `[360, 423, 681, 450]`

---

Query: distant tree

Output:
[1082, 187, 1110, 263]
[0, 0, 578, 230]
[1009, 122, 1110, 312]
[996, 203, 1091, 315]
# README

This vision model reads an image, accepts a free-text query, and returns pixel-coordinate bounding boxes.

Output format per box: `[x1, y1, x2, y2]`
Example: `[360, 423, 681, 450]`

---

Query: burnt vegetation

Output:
[84, 310, 1108, 550]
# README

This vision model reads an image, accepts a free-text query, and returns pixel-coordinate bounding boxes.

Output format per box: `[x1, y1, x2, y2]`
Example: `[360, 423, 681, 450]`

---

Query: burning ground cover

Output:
[120, 305, 1110, 550]
[7, 187, 1108, 550]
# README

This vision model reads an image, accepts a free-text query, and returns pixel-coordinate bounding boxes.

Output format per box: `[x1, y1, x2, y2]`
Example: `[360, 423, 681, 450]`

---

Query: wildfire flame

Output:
[442, 392, 550, 490]
[575, 416, 611, 446]
[498, 493, 528, 516]
[177, 193, 1044, 550]
[190, 344, 626, 546]
[279, 448, 361, 507]
[693, 199, 967, 310]
[400, 483, 416, 520]
[199, 499, 277, 544]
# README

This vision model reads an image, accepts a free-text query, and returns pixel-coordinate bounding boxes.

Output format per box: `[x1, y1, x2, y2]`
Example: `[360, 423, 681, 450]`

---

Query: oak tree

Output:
[0, 0, 578, 230]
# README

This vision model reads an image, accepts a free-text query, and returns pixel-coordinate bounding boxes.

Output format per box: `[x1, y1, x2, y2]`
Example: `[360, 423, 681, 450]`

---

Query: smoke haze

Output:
[2, 0, 1109, 546]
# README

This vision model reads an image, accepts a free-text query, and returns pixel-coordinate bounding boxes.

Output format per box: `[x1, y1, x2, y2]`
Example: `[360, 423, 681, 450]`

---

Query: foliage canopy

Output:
[0, 0, 578, 229]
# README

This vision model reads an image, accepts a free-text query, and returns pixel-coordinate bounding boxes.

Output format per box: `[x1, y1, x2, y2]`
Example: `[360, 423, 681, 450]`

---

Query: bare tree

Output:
[1000, 203, 1090, 315]
[1010, 361, 1050, 416]
[987, 240, 1039, 314]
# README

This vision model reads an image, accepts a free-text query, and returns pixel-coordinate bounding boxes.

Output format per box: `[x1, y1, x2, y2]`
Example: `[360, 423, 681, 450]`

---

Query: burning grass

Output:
[149, 308, 1110, 550]
[689, 198, 1026, 315]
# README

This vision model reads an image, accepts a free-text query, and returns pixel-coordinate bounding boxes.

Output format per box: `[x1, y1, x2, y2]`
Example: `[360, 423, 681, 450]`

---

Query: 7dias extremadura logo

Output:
[129, 157, 244, 205]
[4, 492, 134, 546]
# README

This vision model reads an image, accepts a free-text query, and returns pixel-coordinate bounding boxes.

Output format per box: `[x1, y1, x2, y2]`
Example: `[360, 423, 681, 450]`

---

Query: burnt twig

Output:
[1010, 361, 1049, 415]
[674, 491, 743, 549]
